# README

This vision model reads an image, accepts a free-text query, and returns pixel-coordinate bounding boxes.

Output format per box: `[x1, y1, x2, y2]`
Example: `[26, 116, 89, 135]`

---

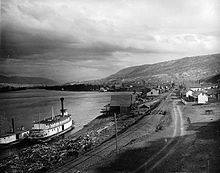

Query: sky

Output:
[1, 0, 220, 83]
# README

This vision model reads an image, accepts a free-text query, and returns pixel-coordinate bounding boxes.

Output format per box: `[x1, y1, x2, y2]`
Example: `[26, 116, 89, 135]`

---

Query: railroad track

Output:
[133, 97, 184, 172]
[51, 91, 173, 173]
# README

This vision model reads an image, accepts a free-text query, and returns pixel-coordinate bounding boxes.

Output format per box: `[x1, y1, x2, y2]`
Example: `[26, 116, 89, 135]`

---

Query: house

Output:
[190, 86, 202, 91]
[100, 87, 107, 92]
[190, 91, 200, 102]
[186, 89, 193, 98]
[198, 93, 208, 104]
[207, 88, 220, 101]
[114, 81, 123, 90]
[114, 84, 122, 90]
[217, 92, 220, 101]
[206, 89, 216, 98]
[201, 83, 218, 90]
[187, 83, 202, 91]
[146, 89, 159, 96]
[110, 93, 136, 115]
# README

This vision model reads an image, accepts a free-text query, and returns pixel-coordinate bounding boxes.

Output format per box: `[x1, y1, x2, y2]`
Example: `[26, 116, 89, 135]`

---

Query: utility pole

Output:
[114, 113, 118, 154]
[207, 154, 210, 173]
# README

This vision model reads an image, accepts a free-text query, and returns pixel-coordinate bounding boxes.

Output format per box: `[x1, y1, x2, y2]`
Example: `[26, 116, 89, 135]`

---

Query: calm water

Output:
[0, 89, 117, 158]
[0, 89, 115, 134]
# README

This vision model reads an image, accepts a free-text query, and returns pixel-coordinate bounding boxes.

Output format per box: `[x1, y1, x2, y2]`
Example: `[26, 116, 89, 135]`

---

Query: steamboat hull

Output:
[0, 130, 29, 148]
[28, 97, 75, 142]
[28, 119, 74, 142]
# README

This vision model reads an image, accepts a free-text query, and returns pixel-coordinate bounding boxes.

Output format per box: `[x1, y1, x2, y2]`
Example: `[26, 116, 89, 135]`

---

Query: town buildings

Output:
[182, 82, 220, 104]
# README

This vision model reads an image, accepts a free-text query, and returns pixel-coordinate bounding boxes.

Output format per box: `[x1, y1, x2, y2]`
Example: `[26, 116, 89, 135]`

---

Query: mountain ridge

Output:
[90, 53, 220, 84]
[0, 75, 58, 85]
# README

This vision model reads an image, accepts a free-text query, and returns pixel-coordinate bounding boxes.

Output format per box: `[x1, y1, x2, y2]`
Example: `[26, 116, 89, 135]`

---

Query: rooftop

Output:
[110, 94, 134, 107]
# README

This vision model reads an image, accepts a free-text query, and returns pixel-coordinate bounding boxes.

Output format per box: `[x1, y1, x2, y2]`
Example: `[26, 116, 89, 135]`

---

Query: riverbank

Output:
[50, 91, 173, 173]
[0, 93, 166, 173]
[0, 90, 115, 160]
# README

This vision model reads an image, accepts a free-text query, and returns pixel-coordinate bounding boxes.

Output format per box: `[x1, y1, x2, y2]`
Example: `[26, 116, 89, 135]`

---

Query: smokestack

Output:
[11, 118, 15, 133]
[60, 97, 64, 116]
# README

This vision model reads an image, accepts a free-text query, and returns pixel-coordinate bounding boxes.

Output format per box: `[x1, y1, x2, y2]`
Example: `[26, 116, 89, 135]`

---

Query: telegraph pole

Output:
[114, 113, 118, 154]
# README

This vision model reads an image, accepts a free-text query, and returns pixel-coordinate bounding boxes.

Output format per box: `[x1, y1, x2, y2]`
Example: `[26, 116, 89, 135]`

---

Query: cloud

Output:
[1, 0, 220, 82]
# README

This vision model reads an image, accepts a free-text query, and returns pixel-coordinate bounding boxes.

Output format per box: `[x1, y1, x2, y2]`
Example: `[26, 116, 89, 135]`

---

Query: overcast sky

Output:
[1, 0, 220, 83]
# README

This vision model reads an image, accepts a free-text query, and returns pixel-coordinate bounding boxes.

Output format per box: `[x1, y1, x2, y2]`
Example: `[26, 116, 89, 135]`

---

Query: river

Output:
[0, 89, 119, 159]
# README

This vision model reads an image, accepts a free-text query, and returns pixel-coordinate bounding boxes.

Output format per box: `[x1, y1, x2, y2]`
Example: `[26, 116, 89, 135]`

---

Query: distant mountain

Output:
[94, 53, 220, 84]
[0, 75, 57, 85]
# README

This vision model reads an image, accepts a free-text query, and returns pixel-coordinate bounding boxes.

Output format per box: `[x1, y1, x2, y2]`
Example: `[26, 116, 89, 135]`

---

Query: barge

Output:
[28, 97, 74, 141]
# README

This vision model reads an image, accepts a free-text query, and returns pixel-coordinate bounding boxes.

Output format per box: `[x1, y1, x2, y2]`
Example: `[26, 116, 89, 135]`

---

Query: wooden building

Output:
[198, 93, 208, 104]
[110, 93, 136, 115]
[146, 89, 160, 96]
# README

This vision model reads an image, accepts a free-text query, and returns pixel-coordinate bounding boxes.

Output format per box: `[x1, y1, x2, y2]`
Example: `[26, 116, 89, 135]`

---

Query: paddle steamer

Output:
[28, 98, 74, 141]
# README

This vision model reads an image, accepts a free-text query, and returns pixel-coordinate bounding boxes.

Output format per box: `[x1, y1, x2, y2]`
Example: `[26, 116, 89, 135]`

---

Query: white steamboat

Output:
[28, 98, 74, 141]
[0, 118, 29, 146]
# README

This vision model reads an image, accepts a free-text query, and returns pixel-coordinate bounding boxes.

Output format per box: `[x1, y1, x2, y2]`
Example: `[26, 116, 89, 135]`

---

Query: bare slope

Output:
[104, 54, 220, 83]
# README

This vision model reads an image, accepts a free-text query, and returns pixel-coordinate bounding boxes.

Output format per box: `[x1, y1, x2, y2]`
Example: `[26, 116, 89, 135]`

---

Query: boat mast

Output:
[11, 118, 15, 133]
[51, 106, 54, 119]
[38, 114, 40, 129]
[0, 112, 10, 134]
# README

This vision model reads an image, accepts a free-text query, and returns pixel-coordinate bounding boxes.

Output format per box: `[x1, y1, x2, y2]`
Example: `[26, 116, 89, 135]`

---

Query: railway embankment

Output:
[48, 92, 173, 173]
[0, 94, 165, 173]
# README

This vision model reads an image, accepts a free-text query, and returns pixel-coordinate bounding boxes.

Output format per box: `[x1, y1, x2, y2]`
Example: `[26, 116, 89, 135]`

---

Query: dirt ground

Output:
[153, 102, 220, 173]
[79, 97, 220, 173]
[51, 93, 220, 173]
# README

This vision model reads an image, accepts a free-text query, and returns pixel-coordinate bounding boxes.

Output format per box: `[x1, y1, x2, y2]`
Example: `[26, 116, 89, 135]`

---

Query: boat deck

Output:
[0, 130, 29, 137]
[35, 114, 71, 125]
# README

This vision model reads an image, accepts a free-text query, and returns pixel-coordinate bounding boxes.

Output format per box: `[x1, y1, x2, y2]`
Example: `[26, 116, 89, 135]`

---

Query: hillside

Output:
[0, 75, 57, 85]
[99, 54, 220, 84]
[202, 73, 220, 84]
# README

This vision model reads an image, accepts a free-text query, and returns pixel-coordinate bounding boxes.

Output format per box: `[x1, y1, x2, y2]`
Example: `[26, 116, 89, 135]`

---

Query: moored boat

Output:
[0, 118, 29, 146]
[28, 97, 74, 141]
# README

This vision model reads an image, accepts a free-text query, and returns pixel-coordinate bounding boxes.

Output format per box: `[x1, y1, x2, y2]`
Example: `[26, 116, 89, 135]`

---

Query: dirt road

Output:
[134, 99, 184, 172]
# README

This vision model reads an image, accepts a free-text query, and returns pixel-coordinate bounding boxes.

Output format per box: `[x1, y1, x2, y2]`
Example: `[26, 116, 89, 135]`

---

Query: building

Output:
[185, 82, 202, 92]
[114, 84, 122, 90]
[217, 92, 220, 101]
[110, 93, 136, 115]
[198, 93, 208, 104]
[186, 89, 193, 98]
[100, 87, 107, 92]
[190, 91, 199, 102]
[207, 88, 220, 101]
[146, 89, 159, 96]
[201, 83, 218, 90]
